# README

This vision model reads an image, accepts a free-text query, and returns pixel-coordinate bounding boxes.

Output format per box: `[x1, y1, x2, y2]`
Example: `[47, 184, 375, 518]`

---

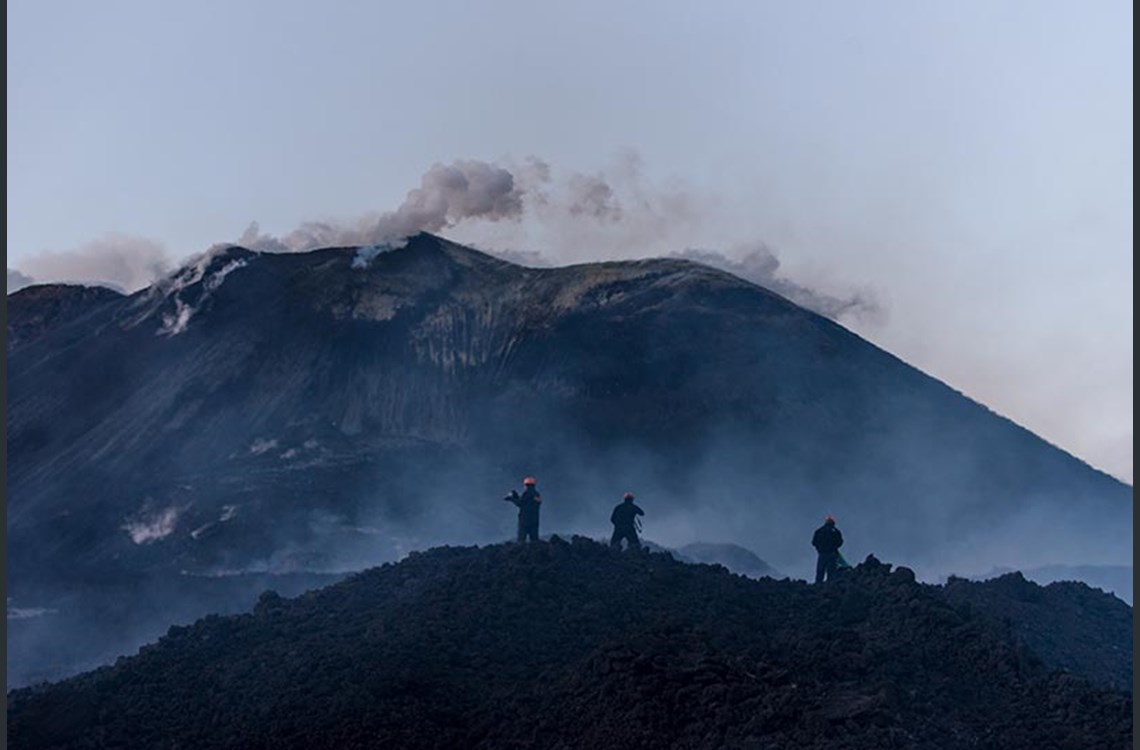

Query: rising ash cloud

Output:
[8, 267, 35, 293]
[7, 155, 880, 324]
[236, 160, 524, 254]
[7, 234, 171, 295]
[671, 245, 881, 322]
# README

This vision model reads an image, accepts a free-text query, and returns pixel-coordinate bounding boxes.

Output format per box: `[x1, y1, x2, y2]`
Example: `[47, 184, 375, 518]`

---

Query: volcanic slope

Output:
[6, 540, 1132, 750]
[6, 232, 1130, 588]
[6, 283, 124, 352]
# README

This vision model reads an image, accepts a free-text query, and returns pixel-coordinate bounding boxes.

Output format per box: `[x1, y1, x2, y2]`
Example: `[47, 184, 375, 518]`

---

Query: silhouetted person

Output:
[504, 476, 542, 543]
[812, 515, 844, 584]
[610, 492, 645, 550]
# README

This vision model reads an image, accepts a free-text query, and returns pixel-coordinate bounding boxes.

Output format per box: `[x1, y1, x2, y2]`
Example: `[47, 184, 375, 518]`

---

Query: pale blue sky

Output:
[7, 1, 1133, 482]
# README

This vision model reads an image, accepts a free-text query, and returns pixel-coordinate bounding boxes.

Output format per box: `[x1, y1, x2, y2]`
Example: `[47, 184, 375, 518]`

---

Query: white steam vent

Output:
[122, 506, 180, 544]
[249, 438, 279, 455]
[352, 243, 400, 269]
[156, 246, 253, 337]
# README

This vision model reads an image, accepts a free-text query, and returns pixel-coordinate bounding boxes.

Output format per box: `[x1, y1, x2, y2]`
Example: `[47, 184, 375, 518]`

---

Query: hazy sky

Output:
[7, 1, 1132, 483]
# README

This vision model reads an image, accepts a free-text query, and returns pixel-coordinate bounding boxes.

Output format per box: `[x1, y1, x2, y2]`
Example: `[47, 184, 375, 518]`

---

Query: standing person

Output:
[504, 476, 542, 543]
[610, 492, 645, 550]
[812, 515, 844, 584]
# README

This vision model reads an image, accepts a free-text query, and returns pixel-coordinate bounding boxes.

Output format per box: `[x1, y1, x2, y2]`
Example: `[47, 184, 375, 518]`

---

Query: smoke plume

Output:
[10, 155, 880, 323]
[231, 153, 877, 322]
[672, 245, 882, 323]
[9, 234, 172, 294]
[465, 153, 880, 323]
[238, 160, 525, 254]
[376, 159, 523, 237]
[7, 268, 34, 293]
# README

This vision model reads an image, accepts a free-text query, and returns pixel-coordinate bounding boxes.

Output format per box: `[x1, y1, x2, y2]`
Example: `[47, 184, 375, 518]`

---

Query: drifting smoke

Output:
[477, 152, 704, 258]
[232, 153, 878, 323]
[8, 155, 879, 323]
[672, 245, 882, 322]
[248, 438, 279, 455]
[479, 247, 552, 268]
[474, 154, 879, 323]
[565, 173, 623, 222]
[7, 268, 34, 293]
[375, 159, 523, 237]
[7, 160, 523, 293]
[237, 160, 525, 253]
[7, 604, 58, 620]
[9, 234, 172, 294]
[234, 222, 291, 254]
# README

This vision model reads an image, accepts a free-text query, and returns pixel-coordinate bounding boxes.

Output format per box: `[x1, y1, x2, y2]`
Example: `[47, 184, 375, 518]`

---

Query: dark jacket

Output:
[812, 523, 843, 555]
[611, 500, 645, 529]
[506, 486, 542, 522]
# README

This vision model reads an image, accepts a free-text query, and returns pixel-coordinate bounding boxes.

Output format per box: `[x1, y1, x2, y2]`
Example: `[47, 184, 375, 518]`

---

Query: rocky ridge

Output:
[7, 540, 1131, 750]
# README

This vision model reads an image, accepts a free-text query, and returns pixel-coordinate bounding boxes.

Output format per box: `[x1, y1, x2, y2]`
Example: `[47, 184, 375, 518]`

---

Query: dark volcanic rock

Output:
[6, 283, 124, 352]
[6, 541, 1131, 750]
[5, 570, 347, 688]
[978, 564, 1133, 605]
[943, 572, 1133, 693]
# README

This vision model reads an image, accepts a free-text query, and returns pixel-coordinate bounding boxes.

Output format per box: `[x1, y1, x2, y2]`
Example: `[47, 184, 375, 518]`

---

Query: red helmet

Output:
[623, 492, 635, 500]
[825, 515, 836, 524]
[523, 476, 537, 486]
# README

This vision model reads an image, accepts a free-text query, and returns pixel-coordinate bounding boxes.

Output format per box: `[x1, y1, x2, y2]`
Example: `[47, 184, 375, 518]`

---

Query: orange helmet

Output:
[523, 476, 537, 486]
[623, 492, 635, 500]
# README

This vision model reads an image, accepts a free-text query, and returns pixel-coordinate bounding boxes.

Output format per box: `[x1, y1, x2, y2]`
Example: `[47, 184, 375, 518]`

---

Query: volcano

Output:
[5, 232, 1131, 686]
